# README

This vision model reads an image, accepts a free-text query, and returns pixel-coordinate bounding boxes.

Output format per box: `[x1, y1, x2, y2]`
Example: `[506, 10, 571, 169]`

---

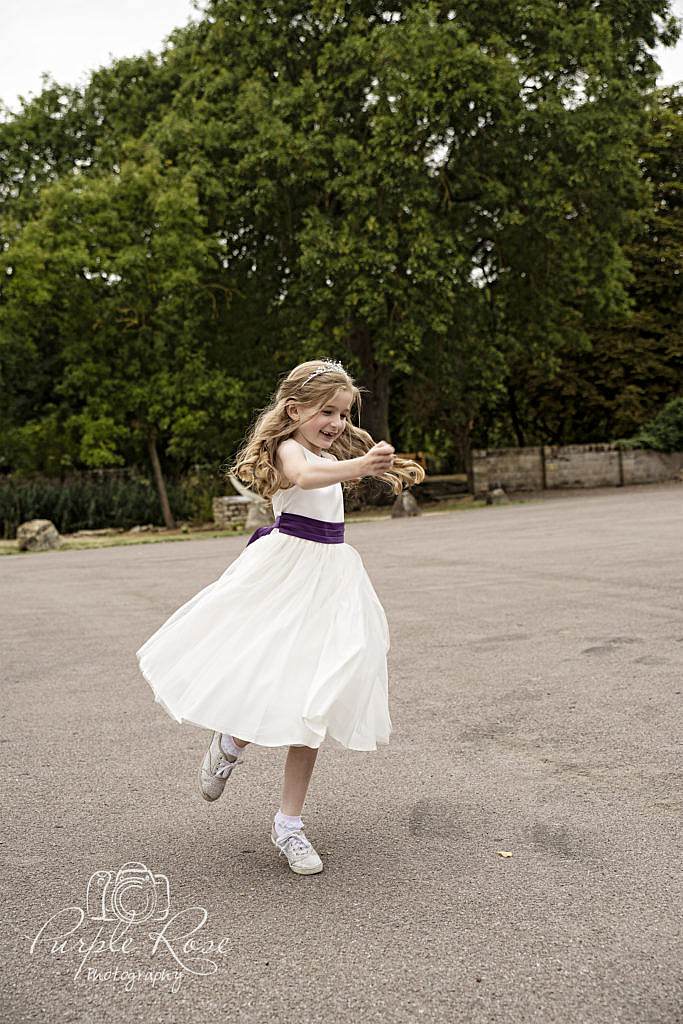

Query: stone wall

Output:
[620, 448, 683, 485]
[472, 446, 544, 494]
[212, 495, 254, 528]
[472, 444, 683, 495]
[544, 444, 621, 489]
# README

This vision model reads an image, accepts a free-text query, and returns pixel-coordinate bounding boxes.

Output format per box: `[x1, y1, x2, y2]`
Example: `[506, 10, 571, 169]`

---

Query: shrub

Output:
[614, 397, 683, 453]
[0, 468, 194, 536]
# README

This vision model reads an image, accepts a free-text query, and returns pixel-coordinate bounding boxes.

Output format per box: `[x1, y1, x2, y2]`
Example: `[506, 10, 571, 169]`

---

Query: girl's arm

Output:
[276, 438, 394, 490]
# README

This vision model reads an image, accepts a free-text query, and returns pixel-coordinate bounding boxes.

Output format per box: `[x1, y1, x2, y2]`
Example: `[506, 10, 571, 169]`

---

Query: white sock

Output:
[275, 809, 303, 835]
[220, 734, 245, 759]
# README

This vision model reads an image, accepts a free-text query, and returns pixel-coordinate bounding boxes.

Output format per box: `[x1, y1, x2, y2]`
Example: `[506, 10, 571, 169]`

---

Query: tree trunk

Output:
[348, 327, 391, 442]
[454, 419, 475, 493]
[507, 380, 526, 448]
[147, 428, 176, 530]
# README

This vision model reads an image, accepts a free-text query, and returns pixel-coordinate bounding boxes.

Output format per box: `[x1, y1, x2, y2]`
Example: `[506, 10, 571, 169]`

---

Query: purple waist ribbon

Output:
[246, 511, 345, 546]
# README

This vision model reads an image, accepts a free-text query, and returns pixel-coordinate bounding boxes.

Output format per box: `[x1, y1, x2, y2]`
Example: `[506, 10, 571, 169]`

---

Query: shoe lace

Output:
[277, 829, 312, 857]
[214, 755, 242, 779]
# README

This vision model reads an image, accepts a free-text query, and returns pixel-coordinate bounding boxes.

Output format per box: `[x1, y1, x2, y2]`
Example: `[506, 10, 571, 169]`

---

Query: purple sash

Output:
[246, 511, 345, 546]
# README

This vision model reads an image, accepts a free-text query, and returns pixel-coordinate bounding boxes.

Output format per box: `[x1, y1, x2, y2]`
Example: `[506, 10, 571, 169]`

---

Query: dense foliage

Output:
[1, 1, 681, 524]
[0, 467, 227, 538]
[615, 396, 683, 452]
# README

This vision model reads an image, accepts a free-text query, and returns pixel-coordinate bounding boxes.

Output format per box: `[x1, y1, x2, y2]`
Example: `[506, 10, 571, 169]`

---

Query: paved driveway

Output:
[2, 484, 681, 1023]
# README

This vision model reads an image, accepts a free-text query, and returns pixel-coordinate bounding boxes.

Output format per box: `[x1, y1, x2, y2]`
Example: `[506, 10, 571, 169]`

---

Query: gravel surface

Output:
[2, 483, 681, 1023]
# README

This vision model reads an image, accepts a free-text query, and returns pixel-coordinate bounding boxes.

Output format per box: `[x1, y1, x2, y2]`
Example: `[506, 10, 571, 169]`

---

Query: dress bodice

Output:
[271, 438, 344, 523]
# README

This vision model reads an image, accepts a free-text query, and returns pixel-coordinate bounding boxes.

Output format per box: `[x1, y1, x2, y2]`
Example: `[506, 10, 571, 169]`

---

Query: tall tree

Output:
[482, 84, 683, 446]
[154, 0, 678, 441]
[0, 138, 244, 522]
[1, 0, 680, 490]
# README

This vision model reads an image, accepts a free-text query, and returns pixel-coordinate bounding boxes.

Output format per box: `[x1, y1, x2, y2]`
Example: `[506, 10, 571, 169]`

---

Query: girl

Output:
[136, 358, 425, 875]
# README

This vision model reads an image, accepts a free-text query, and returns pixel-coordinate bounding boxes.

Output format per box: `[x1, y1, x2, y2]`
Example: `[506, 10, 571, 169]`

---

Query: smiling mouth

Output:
[320, 431, 336, 438]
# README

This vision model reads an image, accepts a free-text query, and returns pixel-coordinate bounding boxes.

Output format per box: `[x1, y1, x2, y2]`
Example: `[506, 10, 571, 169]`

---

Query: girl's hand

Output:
[358, 441, 395, 477]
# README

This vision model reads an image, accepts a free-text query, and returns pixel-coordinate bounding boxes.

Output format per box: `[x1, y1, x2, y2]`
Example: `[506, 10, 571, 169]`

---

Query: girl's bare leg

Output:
[233, 737, 249, 747]
[280, 745, 319, 816]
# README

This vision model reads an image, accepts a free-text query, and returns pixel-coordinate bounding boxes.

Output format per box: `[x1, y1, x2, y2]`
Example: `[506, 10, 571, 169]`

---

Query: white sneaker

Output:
[271, 824, 323, 875]
[198, 731, 243, 802]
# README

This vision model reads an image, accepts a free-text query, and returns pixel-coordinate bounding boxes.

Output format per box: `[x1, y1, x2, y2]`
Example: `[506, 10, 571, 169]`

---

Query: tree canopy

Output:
[1, 1, 681, 518]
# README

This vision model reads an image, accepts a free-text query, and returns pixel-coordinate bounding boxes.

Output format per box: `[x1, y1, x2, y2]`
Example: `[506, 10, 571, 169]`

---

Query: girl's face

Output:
[292, 388, 353, 453]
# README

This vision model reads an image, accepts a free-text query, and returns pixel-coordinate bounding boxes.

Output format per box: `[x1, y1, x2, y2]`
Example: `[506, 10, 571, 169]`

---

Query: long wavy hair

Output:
[226, 359, 426, 501]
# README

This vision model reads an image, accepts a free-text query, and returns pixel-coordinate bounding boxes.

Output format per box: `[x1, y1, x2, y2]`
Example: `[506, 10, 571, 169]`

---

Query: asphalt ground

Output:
[2, 483, 681, 1024]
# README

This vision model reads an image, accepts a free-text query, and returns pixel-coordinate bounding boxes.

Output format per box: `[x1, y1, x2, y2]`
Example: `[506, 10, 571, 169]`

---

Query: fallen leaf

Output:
[496, 850, 513, 858]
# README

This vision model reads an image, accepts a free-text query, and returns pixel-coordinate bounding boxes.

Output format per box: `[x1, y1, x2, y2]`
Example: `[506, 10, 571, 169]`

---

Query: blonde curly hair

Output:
[226, 358, 425, 501]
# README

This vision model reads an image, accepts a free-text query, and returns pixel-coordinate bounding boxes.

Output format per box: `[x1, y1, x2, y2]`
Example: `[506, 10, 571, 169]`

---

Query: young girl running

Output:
[136, 358, 425, 875]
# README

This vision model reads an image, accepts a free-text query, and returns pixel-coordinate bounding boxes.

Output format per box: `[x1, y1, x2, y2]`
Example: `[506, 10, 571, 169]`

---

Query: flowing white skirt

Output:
[136, 530, 392, 750]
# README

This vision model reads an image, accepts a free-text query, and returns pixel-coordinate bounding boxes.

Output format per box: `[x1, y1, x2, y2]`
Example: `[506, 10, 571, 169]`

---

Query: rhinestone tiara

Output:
[302, 360, 346, 387]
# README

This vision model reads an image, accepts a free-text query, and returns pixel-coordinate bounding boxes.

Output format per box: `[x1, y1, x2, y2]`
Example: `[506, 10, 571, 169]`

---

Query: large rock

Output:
[391, 490, 421, 518]
[485, 487, 510, 505]
[16, 519, 62, 551]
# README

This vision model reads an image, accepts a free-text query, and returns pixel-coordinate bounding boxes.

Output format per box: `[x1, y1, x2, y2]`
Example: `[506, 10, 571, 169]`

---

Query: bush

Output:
[178, 465, 234, 524]
[0, 467, 231, 539]
[614, 397, 683, 453]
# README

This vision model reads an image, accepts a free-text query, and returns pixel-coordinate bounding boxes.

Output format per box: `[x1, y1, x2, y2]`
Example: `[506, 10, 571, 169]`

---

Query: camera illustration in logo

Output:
[86, 861, 171, 924]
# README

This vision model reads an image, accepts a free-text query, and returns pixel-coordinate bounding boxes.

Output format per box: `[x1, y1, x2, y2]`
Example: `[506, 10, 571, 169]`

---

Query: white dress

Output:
[136, 439, 392, 750]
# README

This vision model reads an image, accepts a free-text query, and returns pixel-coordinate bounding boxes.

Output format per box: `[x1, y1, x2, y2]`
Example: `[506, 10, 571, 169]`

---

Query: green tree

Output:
[1, 0, 681, 506]
[0, 138, 244, 524]
[156, 0, 678, 445]
[485, 84, 683, 446]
